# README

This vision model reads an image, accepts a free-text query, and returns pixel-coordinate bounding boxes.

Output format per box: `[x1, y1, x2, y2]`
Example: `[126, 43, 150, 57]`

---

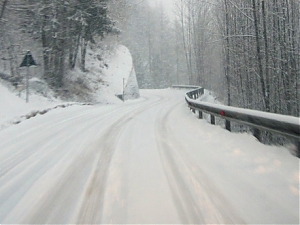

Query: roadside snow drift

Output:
[0, 81, 62, 129]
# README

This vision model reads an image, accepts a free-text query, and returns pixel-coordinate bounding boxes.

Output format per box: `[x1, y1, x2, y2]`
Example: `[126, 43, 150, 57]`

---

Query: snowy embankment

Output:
[0, 80, 95, 130]
[0, 45, 139, 130]
[0, 82, 63, 130]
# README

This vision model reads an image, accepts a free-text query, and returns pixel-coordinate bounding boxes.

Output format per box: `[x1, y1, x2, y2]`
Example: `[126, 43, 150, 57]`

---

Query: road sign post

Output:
[26, 62, 29, 103]
[20, 50, 37, 103]
[123, 78, 125, 102]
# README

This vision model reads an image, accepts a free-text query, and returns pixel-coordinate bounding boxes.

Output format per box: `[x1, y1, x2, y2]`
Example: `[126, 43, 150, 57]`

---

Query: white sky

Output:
[148, 0, 176, 18]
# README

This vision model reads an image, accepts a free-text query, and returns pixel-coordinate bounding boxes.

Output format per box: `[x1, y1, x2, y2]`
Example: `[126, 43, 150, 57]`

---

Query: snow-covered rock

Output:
[99, 45, 140, 102]
[124, 66, 140, 100]
[64, 44, 140, 104]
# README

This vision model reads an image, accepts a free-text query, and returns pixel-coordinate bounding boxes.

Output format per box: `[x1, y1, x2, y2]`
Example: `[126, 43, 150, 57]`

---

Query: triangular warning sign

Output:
[20, 51, 37, 67]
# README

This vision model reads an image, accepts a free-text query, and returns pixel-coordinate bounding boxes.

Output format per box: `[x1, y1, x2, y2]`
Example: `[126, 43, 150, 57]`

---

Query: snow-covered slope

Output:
[98, 45, 140, 102]
[0, 44, 140, 129]
[80, 44, 140, 103]
[0, 81, 62, 130]
[124, 66, 140, 100]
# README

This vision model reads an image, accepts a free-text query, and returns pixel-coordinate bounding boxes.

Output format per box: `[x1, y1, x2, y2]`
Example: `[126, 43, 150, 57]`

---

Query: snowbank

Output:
[0, 78, 92, 131]
[0, 81, 79, 130]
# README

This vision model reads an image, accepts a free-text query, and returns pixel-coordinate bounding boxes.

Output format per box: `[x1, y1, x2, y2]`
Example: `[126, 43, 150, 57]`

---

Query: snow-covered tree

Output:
[0, 0, 115, 88]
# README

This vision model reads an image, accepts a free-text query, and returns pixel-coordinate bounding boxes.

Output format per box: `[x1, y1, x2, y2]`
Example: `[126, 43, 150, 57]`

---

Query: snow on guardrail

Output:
[173, 85, 300, 157]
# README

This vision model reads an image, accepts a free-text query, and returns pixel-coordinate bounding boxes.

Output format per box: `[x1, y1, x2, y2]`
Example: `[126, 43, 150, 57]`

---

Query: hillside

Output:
[0, 44, 140, 129]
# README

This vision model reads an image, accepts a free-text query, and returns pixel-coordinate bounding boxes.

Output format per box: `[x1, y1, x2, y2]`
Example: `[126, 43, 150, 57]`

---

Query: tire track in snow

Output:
[0, 106, 109, 178]
[155, 101, 245, 224]
[0, 95, 150, 154]
[76, 116, 130, 224]
[77, 96, 170, 224]
[5, 94, 165, 223]
[0, 97, 152, 179]
[1, 97, 156, 223]
[1, 107, 130, 223]
[24, 100, 165, 224]
[155, 102, 205, 224]
[0, 105, 131, 179]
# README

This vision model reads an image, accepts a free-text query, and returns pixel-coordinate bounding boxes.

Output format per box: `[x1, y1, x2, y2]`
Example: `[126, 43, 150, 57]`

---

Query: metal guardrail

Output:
[175, 85, 300, 157]
[172, 85, 201, 90]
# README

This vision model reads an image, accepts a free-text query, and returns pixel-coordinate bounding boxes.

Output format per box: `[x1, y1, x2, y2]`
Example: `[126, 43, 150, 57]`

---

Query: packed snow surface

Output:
[0, 88, 298, 224]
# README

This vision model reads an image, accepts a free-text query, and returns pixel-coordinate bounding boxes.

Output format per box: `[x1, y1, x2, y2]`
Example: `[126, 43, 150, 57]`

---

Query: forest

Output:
[0, 0, 299, 118]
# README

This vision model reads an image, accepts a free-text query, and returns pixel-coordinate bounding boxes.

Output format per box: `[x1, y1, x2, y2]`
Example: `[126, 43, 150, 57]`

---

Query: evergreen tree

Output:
[25, 0, 115, 87]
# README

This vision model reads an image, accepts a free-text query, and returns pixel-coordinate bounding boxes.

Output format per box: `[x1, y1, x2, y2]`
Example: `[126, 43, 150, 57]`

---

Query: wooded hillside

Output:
[0, 0, 115, 89]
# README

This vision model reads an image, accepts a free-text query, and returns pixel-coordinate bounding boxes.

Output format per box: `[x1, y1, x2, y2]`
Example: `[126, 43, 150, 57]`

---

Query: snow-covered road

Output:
[0, 89, 299, 224]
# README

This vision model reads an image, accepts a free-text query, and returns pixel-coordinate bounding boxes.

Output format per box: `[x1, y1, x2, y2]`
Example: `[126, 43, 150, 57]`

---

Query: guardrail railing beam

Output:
[173, 85, 300, 158]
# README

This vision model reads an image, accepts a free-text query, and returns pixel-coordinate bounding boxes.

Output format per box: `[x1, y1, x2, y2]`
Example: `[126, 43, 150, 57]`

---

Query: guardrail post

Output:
[225, 120, 231, 131]
[211, 115, 215, 125]
[253, 128, 261, 142]
[198, 111, 203, 119]
[296, 141, 300, 158]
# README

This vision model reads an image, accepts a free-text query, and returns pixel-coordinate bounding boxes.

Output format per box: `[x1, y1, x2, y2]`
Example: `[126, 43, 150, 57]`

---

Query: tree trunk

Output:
[261, 0, 270, 112]
[69, 34, 80, 69]
[224, 0, 231, 106]
[252, 0, 268, 111]
[80, 37, 88, 72]
[0, 0, 8, 19]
